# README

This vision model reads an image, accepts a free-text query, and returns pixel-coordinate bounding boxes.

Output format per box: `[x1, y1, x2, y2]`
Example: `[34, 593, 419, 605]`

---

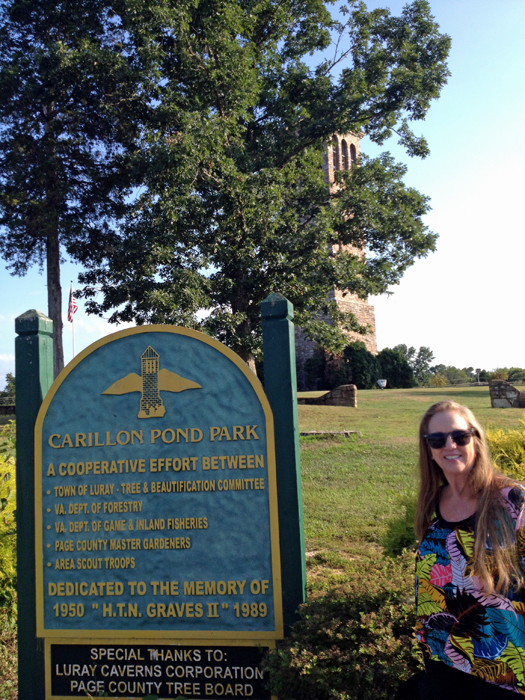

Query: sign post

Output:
[16, 310, 54, 700]
[260, 294, 306, 631]
[16, 297, 305, 700]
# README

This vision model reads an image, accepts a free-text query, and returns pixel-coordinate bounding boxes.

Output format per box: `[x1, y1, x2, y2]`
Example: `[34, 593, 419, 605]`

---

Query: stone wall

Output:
[298, 384, 357, 408]
[329, 290, 377, 354]
[295, 327, 318, 389]
[489, 381, 525, 408]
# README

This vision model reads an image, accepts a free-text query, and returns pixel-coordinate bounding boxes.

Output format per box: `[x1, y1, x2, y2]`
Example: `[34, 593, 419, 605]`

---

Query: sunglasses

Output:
[424, 428, 475, 449]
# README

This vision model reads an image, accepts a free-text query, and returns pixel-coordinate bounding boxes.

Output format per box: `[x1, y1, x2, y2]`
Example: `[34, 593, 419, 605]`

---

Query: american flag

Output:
[67, 284, 78, 323]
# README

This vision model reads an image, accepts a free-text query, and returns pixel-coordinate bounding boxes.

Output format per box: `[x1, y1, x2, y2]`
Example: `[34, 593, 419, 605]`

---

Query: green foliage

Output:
[302, 341, 383, 390]
[0, 0, 153, 371]
[303, 347, 328, 391]
[430, 373, 447, 387]
[486, 417, 525, 480]
[430, 365, 472, 385]
[76, 0, 450, 363]
[0, 615, 16, 700]
[377, 349, 415, 388]
[412, 347, 434, 385]
[0, 421, 16, 620]
[489, 368, 510, 381]
[0, 419, 15, 464]
[484, 367, 525, 383]
[0, 373, 15, 401]
[332, 341, 381, 390]
[392, 345, 434, 386]
[264, 553, 420, 700]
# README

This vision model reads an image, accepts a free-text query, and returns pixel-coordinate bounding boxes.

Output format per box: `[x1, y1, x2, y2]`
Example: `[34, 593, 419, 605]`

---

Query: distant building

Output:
[295, 133, 377, 388]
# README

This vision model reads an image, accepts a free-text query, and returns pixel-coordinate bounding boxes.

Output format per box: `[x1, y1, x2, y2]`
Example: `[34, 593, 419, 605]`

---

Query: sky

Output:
[1, 0, 525, 388]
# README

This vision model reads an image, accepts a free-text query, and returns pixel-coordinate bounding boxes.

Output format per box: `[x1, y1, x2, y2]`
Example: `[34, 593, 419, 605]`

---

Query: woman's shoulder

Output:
[499, 483, 525, 523]
[500, 483, 525, 501]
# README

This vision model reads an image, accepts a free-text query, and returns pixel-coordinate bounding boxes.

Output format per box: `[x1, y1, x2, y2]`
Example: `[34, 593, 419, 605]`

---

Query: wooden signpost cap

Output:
[15, 309, 53, 336]
[261, 293, 293, 321]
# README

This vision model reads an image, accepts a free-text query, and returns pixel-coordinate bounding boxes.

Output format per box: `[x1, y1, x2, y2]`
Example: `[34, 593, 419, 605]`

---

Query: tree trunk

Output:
[235, 348, 257, 375]
[47, 230, 64, 378]
[231, 293, 257, 376]
[43, 106, 64, 379]
[245, 355, 257, 375]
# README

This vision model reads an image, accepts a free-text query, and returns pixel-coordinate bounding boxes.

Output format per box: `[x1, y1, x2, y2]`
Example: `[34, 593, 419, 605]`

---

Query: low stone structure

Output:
[489, 381, 525, 408]
[297, 384, 357, 408]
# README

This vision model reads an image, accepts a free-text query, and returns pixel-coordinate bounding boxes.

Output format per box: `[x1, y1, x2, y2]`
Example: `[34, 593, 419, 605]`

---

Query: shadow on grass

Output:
[382, 494, 418, 556]
[409, 389, 489, 400]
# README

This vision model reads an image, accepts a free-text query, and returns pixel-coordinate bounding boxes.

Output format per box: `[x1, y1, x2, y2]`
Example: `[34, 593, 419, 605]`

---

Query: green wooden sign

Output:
[34, 326, 283, 699]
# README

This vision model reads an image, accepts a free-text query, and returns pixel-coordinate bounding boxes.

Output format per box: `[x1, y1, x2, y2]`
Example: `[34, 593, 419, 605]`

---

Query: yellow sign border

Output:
[45, 637, 277, 700]
[35, 325, 283, 640]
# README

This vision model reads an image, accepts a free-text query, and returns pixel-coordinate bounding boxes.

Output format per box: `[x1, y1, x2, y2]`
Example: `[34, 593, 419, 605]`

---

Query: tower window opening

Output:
[350, 143, 357, 165]
[332, 137, 340, 172]
[341, 140, 349, 170]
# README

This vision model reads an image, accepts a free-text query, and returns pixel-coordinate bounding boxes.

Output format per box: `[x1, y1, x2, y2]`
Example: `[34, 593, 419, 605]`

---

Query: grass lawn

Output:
[298, 385, 524, 588]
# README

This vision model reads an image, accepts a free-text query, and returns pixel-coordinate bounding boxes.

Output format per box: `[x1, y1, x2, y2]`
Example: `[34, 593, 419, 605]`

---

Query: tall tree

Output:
[393, 344, 434, 384]
[76, 0, 450, 370]
[377, 348, 415, 388]
[392, 345, 417, 365]
[430, 364, 470, 385]
[412, 346, 434, 384]
[0, 372, 15, 400]
[0, 0, 152, 376]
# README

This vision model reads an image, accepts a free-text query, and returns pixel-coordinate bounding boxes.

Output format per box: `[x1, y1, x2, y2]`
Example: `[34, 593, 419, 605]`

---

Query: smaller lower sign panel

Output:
[49, 641, 273, 700]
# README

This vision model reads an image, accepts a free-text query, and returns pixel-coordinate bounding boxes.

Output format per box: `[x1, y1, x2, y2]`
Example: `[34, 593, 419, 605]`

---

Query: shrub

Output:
[0, 615, 16, 700]
[486, 417, 525, 480]
[263, 553, 421, 700]
[377, 349, 415, 389]
[429, 373, 447, 387]
[0, 421, 17, 620]
[333, 342, 381, 390]
[489, 368, 510, 381]
[303, 347, 328, 391]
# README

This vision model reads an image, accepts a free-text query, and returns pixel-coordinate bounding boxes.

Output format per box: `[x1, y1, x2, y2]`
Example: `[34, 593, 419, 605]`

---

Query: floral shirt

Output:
[416, 486, 525, 695]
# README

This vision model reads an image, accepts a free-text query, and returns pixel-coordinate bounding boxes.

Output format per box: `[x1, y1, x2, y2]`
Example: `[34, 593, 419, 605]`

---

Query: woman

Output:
[414, 401, 525, 698]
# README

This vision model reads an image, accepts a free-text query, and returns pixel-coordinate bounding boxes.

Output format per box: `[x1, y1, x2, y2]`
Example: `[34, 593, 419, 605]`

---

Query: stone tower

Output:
[295, 133, 378, 388]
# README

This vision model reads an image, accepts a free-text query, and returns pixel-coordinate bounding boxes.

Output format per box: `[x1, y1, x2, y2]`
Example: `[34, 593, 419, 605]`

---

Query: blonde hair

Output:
[416, 401, 523, 594]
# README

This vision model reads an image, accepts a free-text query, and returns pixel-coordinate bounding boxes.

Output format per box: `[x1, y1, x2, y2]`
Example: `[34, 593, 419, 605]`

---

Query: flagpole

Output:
[68, 281, 77, 358]
[72, 282, 75, 357]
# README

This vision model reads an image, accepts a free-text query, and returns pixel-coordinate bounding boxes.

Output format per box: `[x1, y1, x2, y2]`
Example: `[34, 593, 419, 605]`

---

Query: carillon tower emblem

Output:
[102, 346, 202, 418]
[139, 346, 164, 418]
